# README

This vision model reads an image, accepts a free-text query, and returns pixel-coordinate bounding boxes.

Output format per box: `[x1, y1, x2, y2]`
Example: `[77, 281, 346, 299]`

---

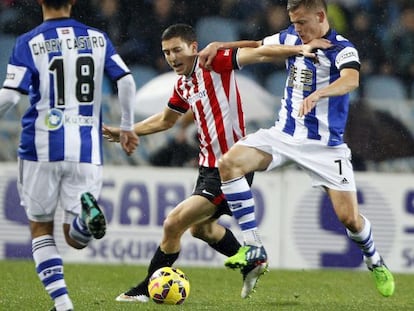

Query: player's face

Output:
[162, 37, 198, 76]
[289, 6, 325, 43]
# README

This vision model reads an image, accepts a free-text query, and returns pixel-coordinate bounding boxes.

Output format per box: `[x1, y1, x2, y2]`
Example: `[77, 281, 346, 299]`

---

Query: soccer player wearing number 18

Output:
[0, 1, 138, 310]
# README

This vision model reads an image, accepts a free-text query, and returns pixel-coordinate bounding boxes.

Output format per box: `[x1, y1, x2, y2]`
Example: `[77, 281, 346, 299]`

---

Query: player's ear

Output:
[191, 41, 198, 53]
[317, 11, 325, 23]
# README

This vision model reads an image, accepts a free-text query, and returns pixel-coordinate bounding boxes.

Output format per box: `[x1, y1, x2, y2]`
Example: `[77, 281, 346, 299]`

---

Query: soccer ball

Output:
[148, 267, 190, 305]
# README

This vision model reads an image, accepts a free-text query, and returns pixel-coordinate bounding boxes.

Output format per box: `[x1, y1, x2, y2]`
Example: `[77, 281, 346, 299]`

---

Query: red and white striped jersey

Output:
[168, 49, 245, 168]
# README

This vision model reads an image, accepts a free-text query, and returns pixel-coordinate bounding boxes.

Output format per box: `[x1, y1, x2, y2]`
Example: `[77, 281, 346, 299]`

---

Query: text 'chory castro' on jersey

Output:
[2, 18, 130, 164]
[263, 26, 360, 146]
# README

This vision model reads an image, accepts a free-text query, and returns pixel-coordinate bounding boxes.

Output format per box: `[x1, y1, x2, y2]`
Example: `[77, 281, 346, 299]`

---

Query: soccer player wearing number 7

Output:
[198, 0, 395, 298]
[0, 1, 138, 310]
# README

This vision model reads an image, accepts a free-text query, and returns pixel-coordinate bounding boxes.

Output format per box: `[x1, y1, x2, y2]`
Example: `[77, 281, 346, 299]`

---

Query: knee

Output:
[218, 155, 229, 174]
[218, 154, 238, 179]
[163, 214, 181, 237]
[338, 213, 361, 232]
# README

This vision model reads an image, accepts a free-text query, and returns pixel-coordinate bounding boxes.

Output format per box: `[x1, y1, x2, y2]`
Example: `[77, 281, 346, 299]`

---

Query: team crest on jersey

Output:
[45, 108, 64, 131]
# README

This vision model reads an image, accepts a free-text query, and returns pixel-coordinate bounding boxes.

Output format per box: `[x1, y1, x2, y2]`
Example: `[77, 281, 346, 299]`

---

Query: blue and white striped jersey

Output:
[263, 26, 360, 146]
[2, 18, 130, 164]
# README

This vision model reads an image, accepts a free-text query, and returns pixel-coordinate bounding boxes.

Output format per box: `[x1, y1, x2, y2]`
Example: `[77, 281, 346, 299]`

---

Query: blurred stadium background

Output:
[0, 0, 413, 171]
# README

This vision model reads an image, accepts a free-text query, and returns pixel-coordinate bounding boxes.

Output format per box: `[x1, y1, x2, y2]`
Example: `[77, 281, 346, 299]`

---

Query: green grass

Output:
[1, 260, 413, 311]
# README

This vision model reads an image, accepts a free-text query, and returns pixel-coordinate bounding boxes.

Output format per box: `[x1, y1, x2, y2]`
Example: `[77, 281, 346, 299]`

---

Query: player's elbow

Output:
[347, 79, 359, 92]
[118, 74, 136, 90]
[159, 117, 176, 130]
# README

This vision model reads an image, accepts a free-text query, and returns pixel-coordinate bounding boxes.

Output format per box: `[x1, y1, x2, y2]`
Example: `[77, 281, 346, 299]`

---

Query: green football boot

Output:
[80, 192, 106, 239]
[370, 257, 395, 297]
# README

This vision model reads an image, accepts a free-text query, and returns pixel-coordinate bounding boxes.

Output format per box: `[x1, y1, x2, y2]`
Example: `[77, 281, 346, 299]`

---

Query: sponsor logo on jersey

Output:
[45, 108, 64, 130]
[187, 90, 207, 104]
[45, 108, 94, 130]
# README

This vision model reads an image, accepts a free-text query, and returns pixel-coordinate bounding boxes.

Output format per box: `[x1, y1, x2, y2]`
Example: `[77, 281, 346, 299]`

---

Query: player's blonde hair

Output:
[287, 0, 327, 12]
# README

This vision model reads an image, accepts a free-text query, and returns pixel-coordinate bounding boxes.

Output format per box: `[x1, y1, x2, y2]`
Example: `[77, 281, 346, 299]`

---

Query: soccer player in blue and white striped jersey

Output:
[0, 1, 138, 310]
[199, 0, 395, 299]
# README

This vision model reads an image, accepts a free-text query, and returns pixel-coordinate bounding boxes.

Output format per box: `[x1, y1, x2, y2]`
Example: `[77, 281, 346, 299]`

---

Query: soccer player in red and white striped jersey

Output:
[168, 47, 245, 168]
[105, 24, 247, 302]
[104, 23, 320, 302]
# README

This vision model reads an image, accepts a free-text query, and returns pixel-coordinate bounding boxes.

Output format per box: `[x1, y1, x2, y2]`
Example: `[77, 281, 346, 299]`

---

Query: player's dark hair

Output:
[161, 24, 197, 44]
[43, 0, 73, 10]
[287, 0, 327, 12]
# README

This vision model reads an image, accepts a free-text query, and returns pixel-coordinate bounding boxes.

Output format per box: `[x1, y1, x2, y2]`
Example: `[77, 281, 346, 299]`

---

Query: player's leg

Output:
[311, 143, 395, 297]
[190, 220, 241, 257]
[328, 189, 395, 297]
[31, 221, 74, 311]
[116, 195, 216, 303]
[303, 142, 394, 297]
[189, 166, 244, 257]
[219, 143, 272, 298]
[219, 144, 270, 265]
[61, 162, 105, 248]
[18, 160, 74, 311]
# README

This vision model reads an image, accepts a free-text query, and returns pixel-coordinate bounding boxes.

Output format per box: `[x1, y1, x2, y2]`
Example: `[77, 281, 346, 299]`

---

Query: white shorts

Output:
[238, 126, 356, 191]
[17, 159, 103, 223]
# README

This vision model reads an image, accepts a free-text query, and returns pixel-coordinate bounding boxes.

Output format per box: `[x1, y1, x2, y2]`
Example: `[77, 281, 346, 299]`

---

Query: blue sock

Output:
[69, 216, 92, 246]
[221, 176, 262, 246]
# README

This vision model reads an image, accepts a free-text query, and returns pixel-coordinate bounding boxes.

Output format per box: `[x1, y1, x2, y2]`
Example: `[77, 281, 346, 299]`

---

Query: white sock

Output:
[346, 215, 381, 267]
[32, 235, 74, 310]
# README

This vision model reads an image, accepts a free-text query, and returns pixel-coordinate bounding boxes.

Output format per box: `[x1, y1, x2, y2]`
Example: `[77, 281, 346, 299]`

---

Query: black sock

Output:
[141, 246, 180, 286]
[209, 228, 241, 257]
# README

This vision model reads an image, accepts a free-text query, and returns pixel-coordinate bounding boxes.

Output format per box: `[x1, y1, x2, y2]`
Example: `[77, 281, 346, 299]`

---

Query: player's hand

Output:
[198, 42, 220, 70]
[119, 130, 139, 156]
[298, 91, 321, 117]
[301, 38, 332, 58]
[102, 124, 120, 142]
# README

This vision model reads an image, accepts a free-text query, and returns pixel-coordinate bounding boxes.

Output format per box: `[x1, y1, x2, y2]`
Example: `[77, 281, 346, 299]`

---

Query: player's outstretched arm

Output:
[103, 107, 182, 145]
[237, 39, 332, 66]
[300, 38, 332, 56]
[198, 40, 261, 70]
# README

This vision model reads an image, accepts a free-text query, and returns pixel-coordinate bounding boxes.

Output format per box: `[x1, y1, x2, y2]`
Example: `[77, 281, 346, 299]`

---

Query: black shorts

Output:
[193, 166, 254, 219]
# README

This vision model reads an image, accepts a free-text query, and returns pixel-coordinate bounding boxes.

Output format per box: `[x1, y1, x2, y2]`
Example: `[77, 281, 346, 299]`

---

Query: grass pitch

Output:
[1, 260, 413, 311]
